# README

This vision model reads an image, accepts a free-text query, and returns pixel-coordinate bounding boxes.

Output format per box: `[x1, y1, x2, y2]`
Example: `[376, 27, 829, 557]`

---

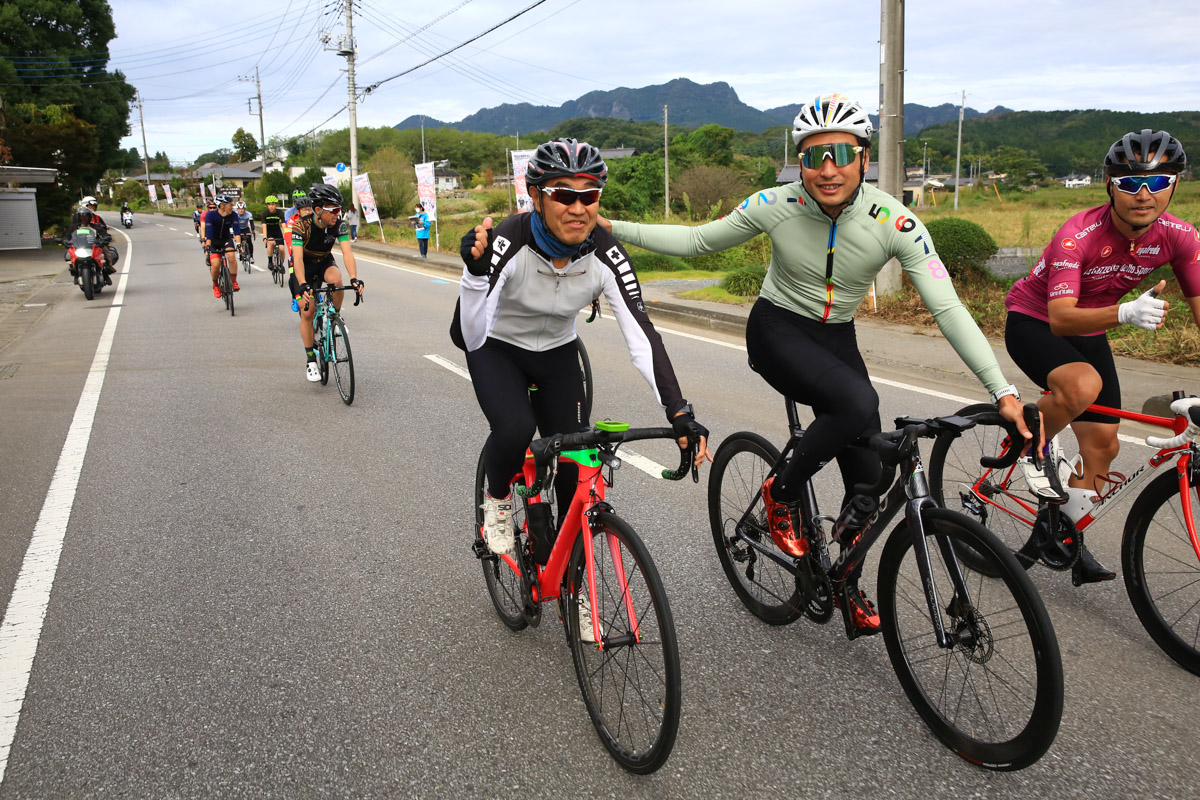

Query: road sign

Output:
[336, 162, 346, 172]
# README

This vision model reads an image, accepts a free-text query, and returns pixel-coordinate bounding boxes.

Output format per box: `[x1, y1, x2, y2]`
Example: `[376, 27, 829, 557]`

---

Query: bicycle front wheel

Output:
[928, 403, 1038, 572]
[1122, 471, 1200, 675]
[566, 512, 680, 774]
[474, 450, 527, 631]
[314, 317, 329, 385]
[331, 317, 355, 405]
[878, 508, 1063, 770]
[575, 337, 593, 422]
[708, 432, 801, 624]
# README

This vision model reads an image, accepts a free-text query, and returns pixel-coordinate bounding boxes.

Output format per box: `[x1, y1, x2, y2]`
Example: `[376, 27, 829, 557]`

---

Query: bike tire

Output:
[877, 507, 1063, 771]
[565, 511, 680, 774]
[331, 316, 355, 405]
[575, 337, 593, 422]
[1122, 470, 1200, 675]
[928, 402, 1039, 575]
[475, 450, 528, 631]
[81, 266, 94, 301]
[708, 432, 802, 625]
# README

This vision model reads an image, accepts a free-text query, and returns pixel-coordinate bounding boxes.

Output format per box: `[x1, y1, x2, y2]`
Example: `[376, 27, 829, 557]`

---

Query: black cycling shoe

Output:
[103, 274, 112, 286]
[1072, 547, 1116, 587]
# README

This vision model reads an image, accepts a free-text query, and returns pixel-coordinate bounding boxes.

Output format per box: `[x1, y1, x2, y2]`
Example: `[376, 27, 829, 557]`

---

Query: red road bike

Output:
[472, 421, 700, 773]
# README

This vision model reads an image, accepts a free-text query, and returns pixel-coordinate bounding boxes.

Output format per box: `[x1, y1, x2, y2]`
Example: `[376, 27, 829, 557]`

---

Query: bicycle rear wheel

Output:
[1122, 471, 1200, 675]
[566, 511, 680, 774]
[708, 432, 802, 624]
[331, 316, 355, 405]
[475, 450, 527, 631]
[878, 507, 1063, 770]
[928, 403, 1039, 572]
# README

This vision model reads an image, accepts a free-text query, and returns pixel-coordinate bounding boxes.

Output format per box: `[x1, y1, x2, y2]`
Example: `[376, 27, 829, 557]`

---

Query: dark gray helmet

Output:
[525, 138, 607, 187]
[308, 183, 343, 207]
[1105, 129, 1187, 175]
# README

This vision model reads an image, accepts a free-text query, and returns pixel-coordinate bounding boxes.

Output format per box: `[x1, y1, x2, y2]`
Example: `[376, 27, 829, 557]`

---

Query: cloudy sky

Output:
[110, 0, 1200, 162]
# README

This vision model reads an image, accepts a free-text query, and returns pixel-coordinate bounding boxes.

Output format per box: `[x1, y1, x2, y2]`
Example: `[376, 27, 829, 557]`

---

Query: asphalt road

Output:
[0, 214, 1197, 798]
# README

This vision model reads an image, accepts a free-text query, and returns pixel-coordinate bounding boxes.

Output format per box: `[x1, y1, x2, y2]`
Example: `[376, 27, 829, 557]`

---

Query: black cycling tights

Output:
[466, 338, 589, 523]
[745, 298, 882, 508]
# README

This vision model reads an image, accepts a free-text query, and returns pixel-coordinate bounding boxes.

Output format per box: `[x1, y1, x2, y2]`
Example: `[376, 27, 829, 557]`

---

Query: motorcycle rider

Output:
[69, 197, 117, 285]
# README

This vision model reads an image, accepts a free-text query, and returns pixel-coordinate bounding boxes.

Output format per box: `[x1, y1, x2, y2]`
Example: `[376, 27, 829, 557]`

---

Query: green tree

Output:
[195, 149, 232, 166]
[5, 103, 98, 228]
[361, 147, 415, 218]
[991, 145, 1049, 186]
[672, 165, 751, 220]
[117, 178, 148, 208]
[0, 0, 135, 179]
[685, 124, 736, 166]
[232, 128, 259, 162]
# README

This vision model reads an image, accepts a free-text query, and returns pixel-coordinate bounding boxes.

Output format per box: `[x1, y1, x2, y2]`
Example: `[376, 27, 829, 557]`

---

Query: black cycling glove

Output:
[671, 410, 709, 443]
[461, 225, 496, 276]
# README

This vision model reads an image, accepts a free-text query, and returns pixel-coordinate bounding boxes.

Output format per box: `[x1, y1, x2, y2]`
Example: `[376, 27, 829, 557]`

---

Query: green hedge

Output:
[721, 266, 766, 296]
[925, 217, 998, 278]
[629, 251, 688, 272]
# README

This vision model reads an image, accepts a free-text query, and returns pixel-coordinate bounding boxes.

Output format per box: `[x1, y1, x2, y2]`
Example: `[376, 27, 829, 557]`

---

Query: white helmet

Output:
[792, 93, 874, 147]
[79, 196, 98, 209]
[235, 200, 246, 210]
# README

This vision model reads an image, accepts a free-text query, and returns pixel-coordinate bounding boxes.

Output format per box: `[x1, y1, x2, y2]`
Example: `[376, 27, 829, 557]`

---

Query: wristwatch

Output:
[674, 403, 695, 418]
[990, 384, 1021, 405]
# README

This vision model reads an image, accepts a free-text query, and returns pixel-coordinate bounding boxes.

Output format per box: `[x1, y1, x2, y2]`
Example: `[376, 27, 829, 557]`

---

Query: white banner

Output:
[199, 182, 206, 202]
[415, 162, 437, 221]
[148, 184, 159, 203]
[511, 149, 536, 213]
[163, 184, 174, 204]
[353, 173, 380, 224]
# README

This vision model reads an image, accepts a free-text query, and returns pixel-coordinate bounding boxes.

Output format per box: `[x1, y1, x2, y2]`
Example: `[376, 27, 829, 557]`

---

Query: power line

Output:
[357, 0, 476, 66]
[361, 0, 549, 95]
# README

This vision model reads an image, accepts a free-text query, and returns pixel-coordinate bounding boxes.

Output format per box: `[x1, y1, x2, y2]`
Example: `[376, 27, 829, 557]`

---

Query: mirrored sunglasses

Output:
[1111, 174, 1177, 194]
[321, 205, 343, 215]
[800, 142, 864, 169]
[540, 186, 602, 206]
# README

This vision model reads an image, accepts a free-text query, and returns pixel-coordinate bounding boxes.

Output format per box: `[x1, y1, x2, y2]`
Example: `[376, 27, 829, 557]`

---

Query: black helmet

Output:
[525, 138, 607, 187]
[309, 183, 343, 207]
[1104, 129, 1187, 175]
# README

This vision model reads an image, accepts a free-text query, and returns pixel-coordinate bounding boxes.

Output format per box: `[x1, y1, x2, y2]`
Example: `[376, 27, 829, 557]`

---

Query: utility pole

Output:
[663, 105, 669, 218]
[329, 1, 359, 211]
[421, 116, 426, 163]
[783, 128, 789, 167]
[954, 89, 965, 212]
[136, 91, 151, 188]
[239, 66, 267, 174]
[876, 0, 905, 294]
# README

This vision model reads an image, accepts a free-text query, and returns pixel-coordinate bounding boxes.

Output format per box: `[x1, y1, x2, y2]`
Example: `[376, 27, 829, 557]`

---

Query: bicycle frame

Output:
[494, 448, 636, 649]
[730, 403, 980, 649]
[964, 402, 1197, 546]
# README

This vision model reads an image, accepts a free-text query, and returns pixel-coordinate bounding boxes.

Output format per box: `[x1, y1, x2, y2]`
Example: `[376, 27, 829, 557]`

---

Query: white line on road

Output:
[423, 353, 670, 478]
[0, 230, 133, 787]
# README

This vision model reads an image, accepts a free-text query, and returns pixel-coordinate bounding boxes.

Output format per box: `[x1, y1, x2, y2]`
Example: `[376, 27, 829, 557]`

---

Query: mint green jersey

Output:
[611, 182, 1007, 394]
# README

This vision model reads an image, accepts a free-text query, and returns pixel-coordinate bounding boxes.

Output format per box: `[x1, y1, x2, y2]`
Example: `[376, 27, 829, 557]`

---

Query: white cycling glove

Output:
[1118, 288, 1166, 331]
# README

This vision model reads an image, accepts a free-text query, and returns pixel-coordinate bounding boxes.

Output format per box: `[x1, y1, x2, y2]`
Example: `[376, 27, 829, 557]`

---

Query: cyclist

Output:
[262, 195, 285, 271]
[70, 196, 116, 284]
[192, 201, 205, 235]
[204, 193, 243, 297]
[1003, 129, 1200, 585]
[601, 94, 1031, 634]
[285, 192, 316, 311]
[284, 188, 308, 224]
[234, 200, 255, 264]
[290, 183, 363, 382]
[455, 137, 710, 558]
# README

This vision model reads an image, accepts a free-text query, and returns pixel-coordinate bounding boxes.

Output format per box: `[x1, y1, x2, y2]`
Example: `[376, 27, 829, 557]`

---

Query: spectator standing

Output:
[346, 206, 359, 241]
[414, 204, 431, 257]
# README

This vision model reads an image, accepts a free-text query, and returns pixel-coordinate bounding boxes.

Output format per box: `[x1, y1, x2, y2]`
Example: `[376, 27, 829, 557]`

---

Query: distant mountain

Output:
[396, 78, 785, 135]
[764, 102, 1014, 136]
[395, 79, 1016, 137]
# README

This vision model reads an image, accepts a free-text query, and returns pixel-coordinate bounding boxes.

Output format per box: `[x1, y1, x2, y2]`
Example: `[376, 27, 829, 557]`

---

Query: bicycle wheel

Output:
[565, 511, 680, 774]
[878, 507, 1063, 770]
[475, 450, 528, 631]
[219, 263, 233, 315]
[708, 432, 802, 624]
[928, 403, 1038, 572]
[1122, 471, 1200, 675]
[331, 316, 355, 405]
[575, 337, 593, 422]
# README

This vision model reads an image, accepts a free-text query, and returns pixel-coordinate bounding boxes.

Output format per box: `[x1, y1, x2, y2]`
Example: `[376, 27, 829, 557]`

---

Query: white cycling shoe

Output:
[1019, 437, 1069, 500]
[578, 595, 598, 644]
[305, 361, 321, 382]
[481, 493, 515, 555]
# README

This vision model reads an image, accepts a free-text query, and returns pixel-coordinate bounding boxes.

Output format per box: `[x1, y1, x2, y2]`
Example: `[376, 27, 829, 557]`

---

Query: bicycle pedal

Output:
[470, 537, 495, 561]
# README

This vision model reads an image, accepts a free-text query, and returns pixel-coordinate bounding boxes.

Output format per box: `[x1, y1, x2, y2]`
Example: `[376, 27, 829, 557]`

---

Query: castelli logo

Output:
[1101, 245, 1113, 258]
[1061, 238, 1076, 251]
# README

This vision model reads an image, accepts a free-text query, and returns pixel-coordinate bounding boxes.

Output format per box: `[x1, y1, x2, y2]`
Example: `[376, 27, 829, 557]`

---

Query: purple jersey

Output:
[1006, 205, 1200, 335]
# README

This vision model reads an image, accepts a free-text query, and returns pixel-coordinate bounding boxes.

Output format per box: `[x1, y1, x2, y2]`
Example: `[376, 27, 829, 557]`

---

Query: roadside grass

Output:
[677, 285, 748, 304]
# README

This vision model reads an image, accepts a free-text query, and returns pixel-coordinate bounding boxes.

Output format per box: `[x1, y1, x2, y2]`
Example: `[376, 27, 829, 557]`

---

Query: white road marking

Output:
[0, 229, 133, 786]
[22, 304, 46, 308]
[423, 353, 669, 478]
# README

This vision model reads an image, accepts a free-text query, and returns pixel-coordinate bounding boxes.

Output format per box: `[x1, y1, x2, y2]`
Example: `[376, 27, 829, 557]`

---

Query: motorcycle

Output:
[66, 227, 107, 300]
[121, 210, 133, 228]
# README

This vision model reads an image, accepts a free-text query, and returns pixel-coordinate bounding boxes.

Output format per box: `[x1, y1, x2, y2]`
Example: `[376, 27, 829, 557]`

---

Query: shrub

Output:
[481, 190, 509, 215]
[630, 251, 687, 273]
[721, 266, 766, 296]
[925, 217, 998, 279]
